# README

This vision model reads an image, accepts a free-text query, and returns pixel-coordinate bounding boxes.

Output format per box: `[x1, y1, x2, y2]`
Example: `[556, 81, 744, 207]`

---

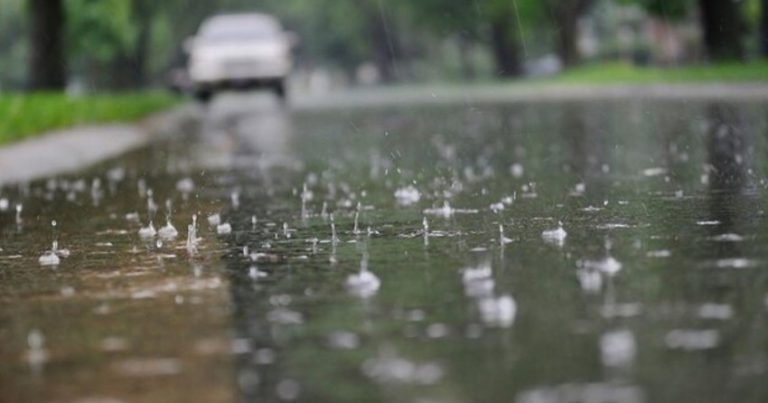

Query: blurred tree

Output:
[0, 0, 27, 89]
[28, 0, 66, 90]
[620, 0, 747, 61]
[762, 0, 768, 56]
[545, 0, 595, 67]
[362, 0, 404, 82]
[624, 0, 692, 19]
[483, 0, 524, 77]
[698, 0, 745, 60]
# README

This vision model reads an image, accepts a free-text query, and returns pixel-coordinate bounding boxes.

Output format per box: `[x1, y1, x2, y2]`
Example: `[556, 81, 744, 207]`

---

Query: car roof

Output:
[199, 13, 281, 36]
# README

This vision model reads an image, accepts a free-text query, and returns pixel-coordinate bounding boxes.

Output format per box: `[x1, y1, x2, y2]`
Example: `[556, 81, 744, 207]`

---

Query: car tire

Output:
[194, 89, 214, 104]
[272, 80, 287, 102]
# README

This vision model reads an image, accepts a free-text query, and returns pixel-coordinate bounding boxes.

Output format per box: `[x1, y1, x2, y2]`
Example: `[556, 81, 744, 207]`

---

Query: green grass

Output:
[0, 92, 178, 145]
[549, 61, 768, 84]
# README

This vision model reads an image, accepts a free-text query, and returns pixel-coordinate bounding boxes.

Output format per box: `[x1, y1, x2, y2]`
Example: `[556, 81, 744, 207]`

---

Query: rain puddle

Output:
[3, 96, 768, 402]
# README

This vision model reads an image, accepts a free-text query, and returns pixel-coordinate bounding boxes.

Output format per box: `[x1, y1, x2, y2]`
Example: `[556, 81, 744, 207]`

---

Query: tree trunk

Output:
[761, 0, 768, 57]
[28, 0, 66, 90]
[457, 36, 476, 81]
[698, 0, 745, 61]
[108, 0, 152, 90]
[554, 0, 593, 67]
[557, 14, 580, 67]
[490, 18, 522, 78]
[365, 2, 401, 83]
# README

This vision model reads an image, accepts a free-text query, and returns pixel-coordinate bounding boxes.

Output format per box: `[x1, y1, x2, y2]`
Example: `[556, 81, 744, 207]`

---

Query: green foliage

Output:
[548, 61, 768, 83]
[66, 0, 137, 61]
[616, 0, 693, 20]
[0, 92, 178, 144]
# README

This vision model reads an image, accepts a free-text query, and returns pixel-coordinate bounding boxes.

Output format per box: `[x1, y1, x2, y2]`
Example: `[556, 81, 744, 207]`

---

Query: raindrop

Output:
[176, 177, 195, 195]
[478, 295, 516, 328]
[39, 220, 65, 266]
[26, 329, 48, 372]
[394, 185, 421, 206]
[600, 329, 636, 367]
[499, 225, 513, 244]
[330, 213, 338, 244]
[186, 214, 199, 253]
[15, 203, 23, 225]
[158, 200, 178, 240]
[345, 253, 380, 298]
[217, 222, 232, 235]
[541, 221, 567, 246]
[207, 213, 221, 226]
[138, 221, 157, 239]
[231, 190, 240, 209]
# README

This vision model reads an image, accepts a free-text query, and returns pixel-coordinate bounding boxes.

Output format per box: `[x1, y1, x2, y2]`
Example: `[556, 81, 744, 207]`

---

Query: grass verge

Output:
[549, 61, 768, 84]
[0, 92, 178, 145]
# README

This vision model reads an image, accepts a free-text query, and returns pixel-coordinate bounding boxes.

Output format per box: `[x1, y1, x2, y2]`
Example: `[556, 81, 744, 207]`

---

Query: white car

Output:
[186, 13, 294, 102]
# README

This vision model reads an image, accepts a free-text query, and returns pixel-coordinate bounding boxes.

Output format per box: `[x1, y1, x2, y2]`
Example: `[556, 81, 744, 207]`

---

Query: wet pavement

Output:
[2, 92, 768, 402]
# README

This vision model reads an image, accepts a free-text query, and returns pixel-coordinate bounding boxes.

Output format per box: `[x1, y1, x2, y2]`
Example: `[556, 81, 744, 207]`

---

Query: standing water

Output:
[3, 96, 768, 403]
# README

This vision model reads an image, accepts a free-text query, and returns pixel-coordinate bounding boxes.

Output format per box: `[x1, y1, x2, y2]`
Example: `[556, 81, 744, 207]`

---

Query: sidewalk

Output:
[0, 106, 193, 185]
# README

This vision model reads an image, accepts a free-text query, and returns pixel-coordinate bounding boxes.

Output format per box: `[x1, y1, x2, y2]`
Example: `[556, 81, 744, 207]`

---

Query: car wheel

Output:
[272, 80, 287, 102]
[194, 89, 214, 104]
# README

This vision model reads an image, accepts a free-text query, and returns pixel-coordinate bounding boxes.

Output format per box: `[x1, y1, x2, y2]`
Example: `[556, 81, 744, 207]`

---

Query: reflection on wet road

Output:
[2, 93, 768, 402]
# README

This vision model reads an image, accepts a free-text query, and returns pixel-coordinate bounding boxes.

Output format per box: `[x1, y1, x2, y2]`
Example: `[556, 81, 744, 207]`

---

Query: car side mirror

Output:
[183, 36, 198, 53]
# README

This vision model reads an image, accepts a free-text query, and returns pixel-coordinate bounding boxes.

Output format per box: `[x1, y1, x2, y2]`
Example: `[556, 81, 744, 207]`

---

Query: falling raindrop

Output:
[15, 203, 23, 226]
[158, 199, 178, 240]
[330, 213, 338, 244]
[186, 214, 198, 253]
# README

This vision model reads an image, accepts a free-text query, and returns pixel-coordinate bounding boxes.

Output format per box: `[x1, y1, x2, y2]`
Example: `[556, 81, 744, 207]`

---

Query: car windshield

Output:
[199, 15, 280, 42]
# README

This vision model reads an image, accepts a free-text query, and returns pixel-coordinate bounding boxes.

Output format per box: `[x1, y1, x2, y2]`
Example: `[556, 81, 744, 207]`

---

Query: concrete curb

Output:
[292, 83, 768, 111]
[0, 105, 194, 186]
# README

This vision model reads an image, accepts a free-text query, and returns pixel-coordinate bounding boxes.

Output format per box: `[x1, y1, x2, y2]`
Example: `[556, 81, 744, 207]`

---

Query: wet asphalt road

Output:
[2, 91, 768, 402]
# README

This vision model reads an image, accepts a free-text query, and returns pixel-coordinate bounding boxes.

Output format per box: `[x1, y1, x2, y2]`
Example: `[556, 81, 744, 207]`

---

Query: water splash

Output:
[158, 200, 178, 240]
[353, 202, 361, 235]
[15, 203, 23, 226]
[301, 183, 312, 221]
[541, 221, 567, 246]
[499, 225, 514, 244]
[231, 190, 240, 209]
[186, 214, 199, 253]
[138, 220, 157, 239]
[345, 253, 380, 298]
[478, 295, 517, 328]
[330, 213, 338, 244]
[39, 220, 68, 266]
[146, 189, 158, 216]
[26, 329, 48, 373]
[423, 201, 479, 218]
[394, 185, 421, 206]
[207, 213, 221, 226]
[216, 222, 232, 235]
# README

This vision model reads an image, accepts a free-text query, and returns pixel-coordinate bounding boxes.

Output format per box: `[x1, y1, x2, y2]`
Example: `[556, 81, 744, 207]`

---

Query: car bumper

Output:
[189, 59, 290, 85]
